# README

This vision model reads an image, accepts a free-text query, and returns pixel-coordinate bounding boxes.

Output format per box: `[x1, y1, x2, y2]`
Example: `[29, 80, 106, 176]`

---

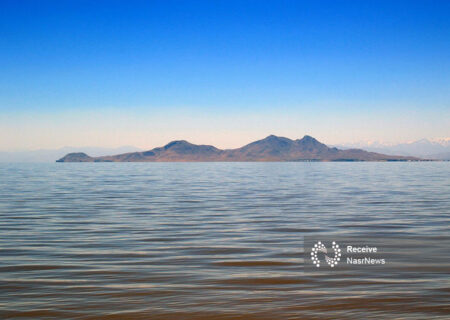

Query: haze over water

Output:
[0, 162, 449, 319]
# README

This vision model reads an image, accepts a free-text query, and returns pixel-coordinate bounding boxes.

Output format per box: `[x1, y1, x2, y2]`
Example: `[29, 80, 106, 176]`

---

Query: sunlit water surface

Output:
[0, 162, 449, 319]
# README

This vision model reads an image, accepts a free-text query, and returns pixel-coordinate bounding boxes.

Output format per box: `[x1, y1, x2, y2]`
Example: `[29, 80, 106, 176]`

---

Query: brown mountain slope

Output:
[56, 135, 420, 162]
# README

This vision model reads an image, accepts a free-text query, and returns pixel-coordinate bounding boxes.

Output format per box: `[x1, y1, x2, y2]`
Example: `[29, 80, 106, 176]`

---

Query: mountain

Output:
[428, 152, 450, 160]
[57, 135, 420, 162]
[0, 146, 141, 162]
[336, 138, 450, 159]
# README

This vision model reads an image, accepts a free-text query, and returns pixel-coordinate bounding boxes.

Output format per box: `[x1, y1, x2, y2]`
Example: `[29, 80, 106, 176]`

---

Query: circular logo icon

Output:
[311, 241, 341, 267]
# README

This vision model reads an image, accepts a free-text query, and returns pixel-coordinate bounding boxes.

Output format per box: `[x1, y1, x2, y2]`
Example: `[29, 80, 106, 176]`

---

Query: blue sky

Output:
[1, 0, 449, 150]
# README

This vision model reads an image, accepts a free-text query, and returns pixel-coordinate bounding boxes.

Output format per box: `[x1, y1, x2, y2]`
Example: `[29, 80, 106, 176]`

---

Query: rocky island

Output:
[56, 135, 420, 162]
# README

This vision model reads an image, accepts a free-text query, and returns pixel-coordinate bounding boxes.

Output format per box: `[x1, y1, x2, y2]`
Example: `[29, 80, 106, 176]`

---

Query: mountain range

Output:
[56, 135, 420, 162]
[336, 138, 450, 160]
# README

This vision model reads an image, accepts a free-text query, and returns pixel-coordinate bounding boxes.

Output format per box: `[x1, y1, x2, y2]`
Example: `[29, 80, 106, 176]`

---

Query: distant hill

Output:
[336, 138, 450, 159]
[0, 146, 141, 162]
[428, 152, 450, 160]
[57, 135, 420, 162]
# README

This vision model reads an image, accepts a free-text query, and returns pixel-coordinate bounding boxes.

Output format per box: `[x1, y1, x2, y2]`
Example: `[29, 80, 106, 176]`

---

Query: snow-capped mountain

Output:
[336, 138, 450, 160]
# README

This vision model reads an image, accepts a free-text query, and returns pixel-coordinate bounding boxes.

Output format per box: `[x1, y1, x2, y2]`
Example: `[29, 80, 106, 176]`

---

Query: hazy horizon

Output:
[1, 133, 450, 153]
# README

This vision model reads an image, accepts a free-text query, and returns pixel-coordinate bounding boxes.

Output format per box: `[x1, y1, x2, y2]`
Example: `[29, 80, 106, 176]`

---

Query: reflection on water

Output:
[0, 162, 449, 319]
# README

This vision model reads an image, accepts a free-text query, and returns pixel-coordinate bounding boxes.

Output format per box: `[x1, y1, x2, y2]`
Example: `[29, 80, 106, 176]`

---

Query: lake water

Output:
[0, 162, 449, 319]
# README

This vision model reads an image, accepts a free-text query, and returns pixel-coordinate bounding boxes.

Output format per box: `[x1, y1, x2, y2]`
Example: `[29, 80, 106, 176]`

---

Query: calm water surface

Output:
[0, 162, 449, 319]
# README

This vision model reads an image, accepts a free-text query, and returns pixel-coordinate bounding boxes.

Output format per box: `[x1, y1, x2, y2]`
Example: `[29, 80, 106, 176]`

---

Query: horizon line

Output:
[2, 134, 450, 153]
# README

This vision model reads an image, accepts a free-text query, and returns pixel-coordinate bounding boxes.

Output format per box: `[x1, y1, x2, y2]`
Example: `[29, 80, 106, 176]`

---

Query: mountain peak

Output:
[247, 135, 293, 147]
[163, 140, 191, 150]
[263, 134, 287, 141]
[297, 135, 322, 145]
[299, 135, 317, 141]
[295, 135, 329, 152]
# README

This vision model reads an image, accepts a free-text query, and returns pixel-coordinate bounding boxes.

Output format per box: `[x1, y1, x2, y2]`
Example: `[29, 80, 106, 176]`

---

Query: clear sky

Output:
[1, 0, 449, 150]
